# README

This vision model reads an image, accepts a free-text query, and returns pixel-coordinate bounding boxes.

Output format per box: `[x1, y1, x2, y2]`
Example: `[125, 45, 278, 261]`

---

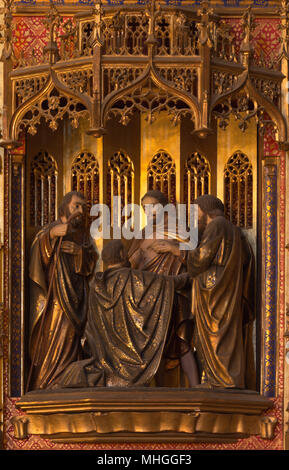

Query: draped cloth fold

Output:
[57, 267, 185, 388]
[127, 227, 194, 386]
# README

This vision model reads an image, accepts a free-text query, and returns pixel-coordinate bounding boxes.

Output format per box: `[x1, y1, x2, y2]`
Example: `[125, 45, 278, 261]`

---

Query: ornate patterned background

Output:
[12, 15, 282, 69]
[13, 0, 273, 6]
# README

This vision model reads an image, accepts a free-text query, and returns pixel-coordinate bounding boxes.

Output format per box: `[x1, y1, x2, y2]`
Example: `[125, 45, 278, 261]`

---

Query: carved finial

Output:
[11, 416, 29, 440]
[277, 0, 289, 61]
[197, 0, 214, 19]
[57, 18, 78, 60]
[259, 416, 277, 440]
[278, 0, 289, 20]
[196, 0, 214, 47]
[0, 0, 15, 62]
[240, 6, 256, 60]
[144, 0, 161, 48]
[43, 3, 63, 65]
[90, 0, 105, 48]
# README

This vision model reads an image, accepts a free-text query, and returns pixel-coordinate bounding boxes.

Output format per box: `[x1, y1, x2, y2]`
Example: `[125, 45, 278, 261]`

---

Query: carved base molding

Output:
[11, 387, 276, 443]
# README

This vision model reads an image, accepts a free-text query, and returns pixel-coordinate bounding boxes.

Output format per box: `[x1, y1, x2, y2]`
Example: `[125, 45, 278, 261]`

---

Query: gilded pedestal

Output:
[12, 387, 275, 443]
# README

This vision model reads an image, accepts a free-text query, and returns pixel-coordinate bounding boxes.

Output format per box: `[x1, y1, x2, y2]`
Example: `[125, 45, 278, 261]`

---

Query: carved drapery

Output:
[147, 150, 176, 204]
[224, 150, 253, 229]
[107, 150, 134, 224]
[30, 150, 58, 228]
[71, 151, 100, 213]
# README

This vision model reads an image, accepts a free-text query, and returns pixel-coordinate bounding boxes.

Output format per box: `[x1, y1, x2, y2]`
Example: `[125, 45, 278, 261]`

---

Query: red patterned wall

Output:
[13, 15, 73, 66]
[227, 18, 281, 68]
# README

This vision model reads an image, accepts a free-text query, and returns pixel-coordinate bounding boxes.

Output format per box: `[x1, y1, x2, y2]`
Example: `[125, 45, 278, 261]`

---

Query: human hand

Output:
[50, 223, 68, 239]
[61, 241, 81, 255]
[151, 240, 180, 256]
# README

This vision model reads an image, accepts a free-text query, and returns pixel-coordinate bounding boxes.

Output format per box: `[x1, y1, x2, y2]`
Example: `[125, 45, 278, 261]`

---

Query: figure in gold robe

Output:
[127, 190, 199, 387]
[28, 191, 97, 390]
[187, 195, 256, 390]
[56, 240, 191, 388]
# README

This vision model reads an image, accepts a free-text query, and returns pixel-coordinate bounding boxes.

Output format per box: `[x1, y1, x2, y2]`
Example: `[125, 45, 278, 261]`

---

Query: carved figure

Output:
[127, 190, 199, 387]
[56, 240, 191, 388]
[187, 194, 256, 389]
[28, 191, 97, 390]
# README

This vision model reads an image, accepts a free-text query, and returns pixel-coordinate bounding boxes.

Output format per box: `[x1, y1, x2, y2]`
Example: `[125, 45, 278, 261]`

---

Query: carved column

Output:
[9, 145, 25, 398]
[262, 156, 279, 398]
[0, 3, 4, 450]
[194, 1, 213, 138]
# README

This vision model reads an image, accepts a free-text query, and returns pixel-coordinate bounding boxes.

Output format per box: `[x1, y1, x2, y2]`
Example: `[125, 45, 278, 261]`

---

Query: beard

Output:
[64, 206, 85, 229]
[70, 216, 84, 228]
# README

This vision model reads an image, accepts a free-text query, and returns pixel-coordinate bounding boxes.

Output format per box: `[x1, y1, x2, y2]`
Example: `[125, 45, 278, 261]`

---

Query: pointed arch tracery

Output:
[210, 78, 286, 143]
[30, 150, 58, 228]
[71, 151, 100, 213]
[184, 152, 211, 202]
[224, 150, 253, 229]
[107, 150, 135, 223]
[147, 150, 176, 204]
[10, 73, 92, 141]
[102, 66, 201, 130]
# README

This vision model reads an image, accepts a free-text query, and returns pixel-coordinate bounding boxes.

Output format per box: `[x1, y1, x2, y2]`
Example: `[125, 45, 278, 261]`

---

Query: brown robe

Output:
[56, 267, 190, 388]
[187, 215, 256, 389]
[127, 227, 194, 386]
[28, 221, 97, 390]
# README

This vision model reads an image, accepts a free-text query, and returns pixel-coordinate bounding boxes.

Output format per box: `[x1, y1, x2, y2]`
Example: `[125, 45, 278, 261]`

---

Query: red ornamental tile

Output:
[13, 16, 74, 66]
[13, 16, 48, 62]
[253, 19, 281, 59]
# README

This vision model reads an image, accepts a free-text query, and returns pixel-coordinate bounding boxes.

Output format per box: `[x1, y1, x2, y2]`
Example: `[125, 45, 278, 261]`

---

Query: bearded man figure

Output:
[28, 191, 98, 390]
[187, 194, 256, 390]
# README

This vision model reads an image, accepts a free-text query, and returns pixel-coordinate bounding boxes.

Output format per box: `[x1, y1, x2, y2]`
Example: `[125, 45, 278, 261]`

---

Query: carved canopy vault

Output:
[1, 0, 287, 145]
[1, 0, 289, 448]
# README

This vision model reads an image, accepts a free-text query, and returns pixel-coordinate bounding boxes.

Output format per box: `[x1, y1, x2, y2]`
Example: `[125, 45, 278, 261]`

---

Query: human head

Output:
[58, 191, 86, 227]
[101, 240, 129, 268]
[141, 190, 169, 225]
[194, 195, 224, 236]
[194, 194, 224, 218]
[141, 190, 169, 209]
